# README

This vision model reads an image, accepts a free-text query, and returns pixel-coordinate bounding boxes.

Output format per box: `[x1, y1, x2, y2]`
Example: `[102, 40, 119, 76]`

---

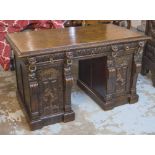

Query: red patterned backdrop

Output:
[0, 20, 64, 70]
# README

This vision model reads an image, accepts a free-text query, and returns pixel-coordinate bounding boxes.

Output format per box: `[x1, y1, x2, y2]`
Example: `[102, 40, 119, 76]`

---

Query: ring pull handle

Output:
[29, 65, 36, 72]
[125, 46, 129, 51]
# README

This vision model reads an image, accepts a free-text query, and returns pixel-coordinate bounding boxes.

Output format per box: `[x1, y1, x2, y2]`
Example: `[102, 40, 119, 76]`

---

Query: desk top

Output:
[6, 24, 149, 57]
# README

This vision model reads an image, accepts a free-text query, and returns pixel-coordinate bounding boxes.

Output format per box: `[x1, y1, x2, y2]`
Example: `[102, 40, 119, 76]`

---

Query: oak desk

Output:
[6, 24, 149, 130]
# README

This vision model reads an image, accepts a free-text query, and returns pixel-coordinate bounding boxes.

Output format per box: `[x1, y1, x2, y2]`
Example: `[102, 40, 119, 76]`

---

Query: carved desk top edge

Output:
[18, 40, 145, 66]
[6, 35, 150, 58]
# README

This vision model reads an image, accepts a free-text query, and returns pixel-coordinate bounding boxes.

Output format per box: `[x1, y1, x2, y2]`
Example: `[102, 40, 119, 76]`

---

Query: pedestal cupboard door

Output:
[37, 64, 64, 116]
[114, 55, 133, 95]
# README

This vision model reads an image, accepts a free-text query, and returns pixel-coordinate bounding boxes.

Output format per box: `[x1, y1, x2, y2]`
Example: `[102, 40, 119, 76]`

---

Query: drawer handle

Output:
[91, 51, 95, 56]
[29, 65, 36, 72]
[126, 46, 129, 50]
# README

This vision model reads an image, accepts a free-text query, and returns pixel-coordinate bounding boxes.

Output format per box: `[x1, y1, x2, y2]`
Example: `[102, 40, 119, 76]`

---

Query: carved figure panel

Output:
[116, 67, 127, 93]
[37, 66, 63, 116]
[114, 55, 133, 94]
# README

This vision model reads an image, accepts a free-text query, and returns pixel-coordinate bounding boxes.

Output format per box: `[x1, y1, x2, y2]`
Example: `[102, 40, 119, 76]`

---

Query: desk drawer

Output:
[111, 42, 139, 57]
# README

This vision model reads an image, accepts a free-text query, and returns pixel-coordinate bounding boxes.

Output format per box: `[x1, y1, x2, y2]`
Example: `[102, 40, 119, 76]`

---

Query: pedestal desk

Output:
[6, 24, 149, 130]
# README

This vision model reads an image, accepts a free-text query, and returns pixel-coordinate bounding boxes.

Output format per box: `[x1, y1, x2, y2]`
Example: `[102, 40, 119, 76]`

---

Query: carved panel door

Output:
[37, 63, 64, 116]
[114, 55, 133, 95]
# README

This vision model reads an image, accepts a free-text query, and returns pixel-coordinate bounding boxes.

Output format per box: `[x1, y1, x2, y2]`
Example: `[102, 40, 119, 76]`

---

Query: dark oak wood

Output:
[141, 20, 155, 86]
[6, 24, 149, 130]
[7, 24, 145, 57]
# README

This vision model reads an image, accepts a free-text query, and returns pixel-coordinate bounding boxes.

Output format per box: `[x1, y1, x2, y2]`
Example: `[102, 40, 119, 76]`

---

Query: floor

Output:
[1, 61, 155, 135]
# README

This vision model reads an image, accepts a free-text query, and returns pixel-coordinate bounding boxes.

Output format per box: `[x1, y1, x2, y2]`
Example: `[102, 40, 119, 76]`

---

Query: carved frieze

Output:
[37, 68, 59, 81]
[111, 42, 139, 58]
[114, 55, 131, 67]
[25, 42, 139, 66]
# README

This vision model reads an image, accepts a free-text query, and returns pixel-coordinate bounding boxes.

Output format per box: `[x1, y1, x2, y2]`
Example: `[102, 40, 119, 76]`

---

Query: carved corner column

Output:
[129, 41, 145, 103]
[141, 42, 149, 76]
[63, 52, 75, 122]
[28, 57, 40, 122]
[105, 53, 116, 110]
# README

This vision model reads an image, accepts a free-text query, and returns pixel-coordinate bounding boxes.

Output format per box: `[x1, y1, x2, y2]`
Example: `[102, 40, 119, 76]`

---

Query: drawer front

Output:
[111, 42, 139, 57]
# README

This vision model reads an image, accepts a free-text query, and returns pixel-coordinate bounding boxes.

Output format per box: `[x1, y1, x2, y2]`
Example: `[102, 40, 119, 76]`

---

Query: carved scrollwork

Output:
[63, 52, 74, 112]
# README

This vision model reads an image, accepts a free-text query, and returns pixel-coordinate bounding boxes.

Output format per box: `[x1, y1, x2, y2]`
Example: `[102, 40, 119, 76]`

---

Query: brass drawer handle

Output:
[29, 65, 36, 72]
[91, 51, 95, 56]
[67, 59, 72, 65]
[125, 46, 129, 50]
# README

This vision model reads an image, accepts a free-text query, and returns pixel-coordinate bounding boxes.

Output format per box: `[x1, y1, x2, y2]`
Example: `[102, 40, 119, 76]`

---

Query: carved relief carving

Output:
[115, 55, 130, 67]
[129, 41, 145, 102]
[25, 41, 146, 123]
[38, 68, 59, 81]
[107, 58, 114, 68]
[134, 41, 145, 63]
[27, 57, 38, 90]
[107, 53, 132, 98]
[111, 43, 138, 58]
[41, 81, 59, 114]
[73, 46, 111, 58]
[27, 43, 140, 67]
[106, 56, 116, 101]
[116, 67, 127, 93]
[28, 57, 37, 82]
[42, 87, 57, 105]
[27, 57, 39, 118]
[64, 52, 73, 112]
[111, 45, 118, 57]
[37, 66, 63, 115]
